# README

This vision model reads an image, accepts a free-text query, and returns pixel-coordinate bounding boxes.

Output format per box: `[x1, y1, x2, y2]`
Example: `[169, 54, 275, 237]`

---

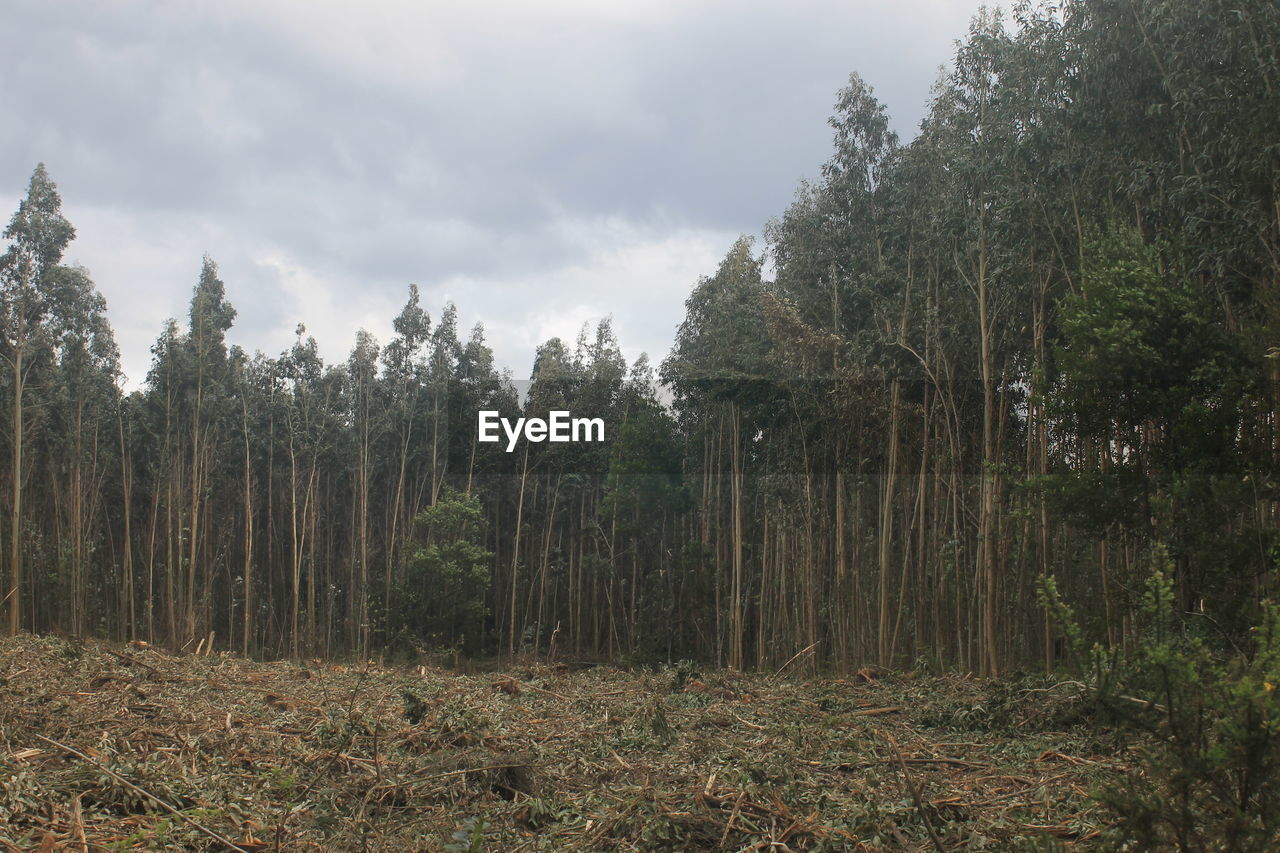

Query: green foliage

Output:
[445, 815, 488, 853]
[1044, 228, 1267, 630]
[1050, 553, 1280, 851]
[1038, 573, 1100, 678]
[387, 487, 493, 656]
[665, 659, 701, 693]
[1052, 230, 1245, 459]
[662, 235, 771, 404]
[645, 696, 674, 744]
[1105, 584, 1280, 850]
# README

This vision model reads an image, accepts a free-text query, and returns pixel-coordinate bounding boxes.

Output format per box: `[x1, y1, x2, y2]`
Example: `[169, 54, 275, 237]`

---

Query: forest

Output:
[2, 0, 1278, 683]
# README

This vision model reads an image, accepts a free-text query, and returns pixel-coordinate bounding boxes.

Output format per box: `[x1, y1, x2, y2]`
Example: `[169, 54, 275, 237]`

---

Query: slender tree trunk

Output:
[8, 339, 24, 636]
[242, 398, 254, 656]
[879, 379, 901, 667]
[729, 401, 744, 671]
[118, 406, 135, 641]
[508, 444, 530, 657]
[976, 227, 1000, 677]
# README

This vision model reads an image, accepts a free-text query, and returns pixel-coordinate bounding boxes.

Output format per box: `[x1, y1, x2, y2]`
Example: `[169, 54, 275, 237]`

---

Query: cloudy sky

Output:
[3, 0, 988, 388]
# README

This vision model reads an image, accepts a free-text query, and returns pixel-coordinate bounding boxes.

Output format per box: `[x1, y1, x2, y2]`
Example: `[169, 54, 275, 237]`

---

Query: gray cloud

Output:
[2, 0, 986, 387]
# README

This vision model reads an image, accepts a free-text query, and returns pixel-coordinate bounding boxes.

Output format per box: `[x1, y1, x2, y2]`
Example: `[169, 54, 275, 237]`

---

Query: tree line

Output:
[3, 0, 1278, 673]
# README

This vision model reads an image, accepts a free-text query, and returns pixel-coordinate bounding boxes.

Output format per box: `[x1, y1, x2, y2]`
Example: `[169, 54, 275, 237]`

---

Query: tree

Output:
[0, 164, 77, 635]
[46, 264, 119, 634]
[664, 236, 771, 670]
[346, 328, 381, 654]
[381, 285, 430, 622]
[181, 257, 236, 645]
[392, 486, 492, 656]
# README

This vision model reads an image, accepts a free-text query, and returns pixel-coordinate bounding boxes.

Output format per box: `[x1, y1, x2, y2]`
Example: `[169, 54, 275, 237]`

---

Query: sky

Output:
[2, 0, 990, 389]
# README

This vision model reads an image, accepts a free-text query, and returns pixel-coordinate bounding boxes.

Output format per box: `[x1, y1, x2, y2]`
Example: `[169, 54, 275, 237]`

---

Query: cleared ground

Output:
[0, 635, 1126, 850]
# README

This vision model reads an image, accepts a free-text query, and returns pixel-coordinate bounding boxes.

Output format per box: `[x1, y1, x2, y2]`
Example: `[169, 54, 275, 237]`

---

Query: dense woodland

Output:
[2, 0, 1278, 676]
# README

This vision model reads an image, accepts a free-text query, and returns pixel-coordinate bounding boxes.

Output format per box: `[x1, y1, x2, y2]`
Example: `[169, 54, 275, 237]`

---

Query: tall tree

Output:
[0, 165, 77, 635]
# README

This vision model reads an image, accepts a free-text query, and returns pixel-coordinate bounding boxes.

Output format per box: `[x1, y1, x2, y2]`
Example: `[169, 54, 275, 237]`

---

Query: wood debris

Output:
[0, 634, 1123, 850]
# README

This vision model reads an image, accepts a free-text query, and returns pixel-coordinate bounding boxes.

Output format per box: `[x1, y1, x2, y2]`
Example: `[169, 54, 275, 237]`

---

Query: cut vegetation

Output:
[1, 636, 1122, 851]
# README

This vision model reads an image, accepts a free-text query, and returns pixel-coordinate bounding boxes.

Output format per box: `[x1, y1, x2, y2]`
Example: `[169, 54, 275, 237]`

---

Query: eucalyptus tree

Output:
[236, 350, 283, 655]
[140, 318, 185, 642]
[509, 335, 578, 655]
[117, 390, 144, 641]
[664, 236, 771, 670]
[426, 303, 463, 506]
[766, 73, 907, 668]
[766, 186, 863, 666]
[0, 165, 77, 634]
[574, 320, 630, 649]
[454, 322, 507, 495]
[829, 74, 904, 669]
[918, 10, 1031, 675]
[380, 285, 429, 617]
[43, 264, 120, 635]
[181, 257, 236, 646]
[1069, 0, 1280, 316]
[279, 325, 333, 656]
[603, 354, 688, 659]
[346, 329, 381, 651]
[456, 324, 520, 654]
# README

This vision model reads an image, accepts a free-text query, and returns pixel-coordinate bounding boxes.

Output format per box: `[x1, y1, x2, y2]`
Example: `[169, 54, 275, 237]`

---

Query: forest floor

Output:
[0, 635, 1132, 851]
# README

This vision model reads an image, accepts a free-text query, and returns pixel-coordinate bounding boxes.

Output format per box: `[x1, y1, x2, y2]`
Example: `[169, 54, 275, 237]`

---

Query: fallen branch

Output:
[103, 648, 159, 674]
[879, 731, 948, 853]
[1025, 679, 1168, 715]
[34, 734, 246, 851]
[521, 681, 571, 701]
[771, 642, 820, 680]
[838, 757, 988, 770]
[719, 790, 746, 847]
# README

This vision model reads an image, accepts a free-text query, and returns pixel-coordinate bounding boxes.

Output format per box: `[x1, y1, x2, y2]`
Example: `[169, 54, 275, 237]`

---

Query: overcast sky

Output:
[2, 0, 988, 388]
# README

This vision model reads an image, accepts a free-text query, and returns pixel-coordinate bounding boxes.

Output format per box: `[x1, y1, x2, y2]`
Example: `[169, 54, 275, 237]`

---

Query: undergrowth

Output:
[1043, 554, 1280, 852]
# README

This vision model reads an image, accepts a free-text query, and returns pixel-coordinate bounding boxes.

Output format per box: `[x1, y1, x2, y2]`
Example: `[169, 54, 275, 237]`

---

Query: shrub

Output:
[1046, 560, 1280, 851]
[386, 487, 493, 657]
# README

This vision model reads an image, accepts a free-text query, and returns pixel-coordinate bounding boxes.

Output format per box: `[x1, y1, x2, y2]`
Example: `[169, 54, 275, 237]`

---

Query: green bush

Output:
[1047, 560, 1280, 851]
[386, 487, 493, 657]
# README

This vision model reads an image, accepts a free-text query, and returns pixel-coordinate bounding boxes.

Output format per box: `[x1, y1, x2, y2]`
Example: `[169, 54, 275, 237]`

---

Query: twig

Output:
[34, 734, 245, 851]
[522, 681, 571, 701]
[1113, 692, 1168, 715]
[839, 757, 988, 770]
[719, 790, 746, 847]
[879, 730, 948, 853]
[771, 642, 820, 680]
[103, 648, 159, 674]
[372, 762, 531, 790]
[71, 793, 88, 853]
[275, 657, 374, 851]
[1023, 678, 1168, 715]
